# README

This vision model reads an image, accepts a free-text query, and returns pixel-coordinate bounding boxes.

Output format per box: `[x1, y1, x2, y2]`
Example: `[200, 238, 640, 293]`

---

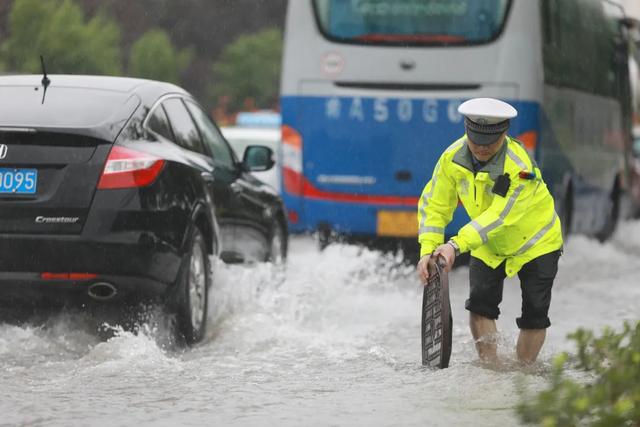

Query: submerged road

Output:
[1, 221, 639, 426]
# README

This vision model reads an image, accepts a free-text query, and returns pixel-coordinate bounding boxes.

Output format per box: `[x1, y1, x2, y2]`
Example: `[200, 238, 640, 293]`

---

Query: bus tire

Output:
[317, 223, 332, 251]
[558, 181, 573, 241]
[596, 181, 620, 243]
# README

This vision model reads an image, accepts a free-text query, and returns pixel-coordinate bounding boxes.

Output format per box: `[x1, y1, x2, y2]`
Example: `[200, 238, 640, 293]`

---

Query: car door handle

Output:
[201, 172, 215, 183]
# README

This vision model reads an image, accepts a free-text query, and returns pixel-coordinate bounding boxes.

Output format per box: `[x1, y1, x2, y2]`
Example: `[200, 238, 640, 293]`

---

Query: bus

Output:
[280, 0, 633, 245]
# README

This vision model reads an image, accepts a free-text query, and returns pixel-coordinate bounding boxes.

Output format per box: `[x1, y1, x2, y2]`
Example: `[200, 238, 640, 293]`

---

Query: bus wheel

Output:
[317, 223, 332, 251]
[596, 184, 620, 243]
[559, 185, 573, 241]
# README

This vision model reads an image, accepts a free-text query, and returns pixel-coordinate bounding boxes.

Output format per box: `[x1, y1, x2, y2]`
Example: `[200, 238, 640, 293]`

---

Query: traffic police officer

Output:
[417, 98, 563, 364]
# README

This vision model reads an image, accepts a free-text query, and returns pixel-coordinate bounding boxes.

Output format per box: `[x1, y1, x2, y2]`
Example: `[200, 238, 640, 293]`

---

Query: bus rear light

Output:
[282, 125, 303, 173]
[98, 146, 165, 189]
[516, 131, 538, 158]
[282, 125, 304, 195]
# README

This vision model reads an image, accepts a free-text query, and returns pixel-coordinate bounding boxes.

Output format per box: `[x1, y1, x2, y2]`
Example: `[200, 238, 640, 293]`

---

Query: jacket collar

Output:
[452, 136, 508, 181]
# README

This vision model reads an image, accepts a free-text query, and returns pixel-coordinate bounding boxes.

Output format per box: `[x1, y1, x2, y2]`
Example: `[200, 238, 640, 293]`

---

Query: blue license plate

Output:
[0, 168, 38, 194]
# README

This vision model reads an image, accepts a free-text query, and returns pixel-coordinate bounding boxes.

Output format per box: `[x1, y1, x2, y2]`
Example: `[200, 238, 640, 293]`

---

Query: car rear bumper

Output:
[0, 233, 182, 306]
[0, 273, 169, 308]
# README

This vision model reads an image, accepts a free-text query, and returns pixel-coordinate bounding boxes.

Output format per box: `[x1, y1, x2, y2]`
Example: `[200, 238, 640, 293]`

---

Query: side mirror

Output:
[242, 145, 275, 172]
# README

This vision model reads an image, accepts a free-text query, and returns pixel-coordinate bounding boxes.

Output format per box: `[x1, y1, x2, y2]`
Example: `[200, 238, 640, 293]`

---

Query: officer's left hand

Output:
[433, 243, 456, 273]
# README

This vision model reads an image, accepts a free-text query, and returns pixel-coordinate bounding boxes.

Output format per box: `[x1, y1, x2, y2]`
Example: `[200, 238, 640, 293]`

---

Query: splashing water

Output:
[1, 221, 639, 426]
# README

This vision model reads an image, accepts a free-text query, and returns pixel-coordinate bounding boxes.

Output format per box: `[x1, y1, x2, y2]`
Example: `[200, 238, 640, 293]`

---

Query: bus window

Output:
[542, 0, 561, 49]
[312, 0, 512, 45]
[543, 0, 619, 97]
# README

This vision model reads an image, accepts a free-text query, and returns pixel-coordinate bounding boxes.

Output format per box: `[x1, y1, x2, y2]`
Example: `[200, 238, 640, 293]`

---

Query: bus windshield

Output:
[313, 0, 512, 45]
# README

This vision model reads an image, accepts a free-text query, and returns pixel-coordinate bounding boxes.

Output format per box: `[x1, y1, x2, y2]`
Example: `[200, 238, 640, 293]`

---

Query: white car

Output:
[222, 126, 281, 192]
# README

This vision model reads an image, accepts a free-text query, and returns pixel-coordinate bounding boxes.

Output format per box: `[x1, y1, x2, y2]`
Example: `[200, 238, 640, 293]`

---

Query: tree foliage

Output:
[128, 29, 193, 84]
[518, 321, 640, 427]
[0, 0, 287, 108]
[79, 0, 287, 106]
[0, 0, 122, 75]
[211, 27, 283, 111]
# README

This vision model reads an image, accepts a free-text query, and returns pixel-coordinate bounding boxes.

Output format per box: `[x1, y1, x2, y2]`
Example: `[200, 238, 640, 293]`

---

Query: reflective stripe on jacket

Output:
[417, 136, 563, 277]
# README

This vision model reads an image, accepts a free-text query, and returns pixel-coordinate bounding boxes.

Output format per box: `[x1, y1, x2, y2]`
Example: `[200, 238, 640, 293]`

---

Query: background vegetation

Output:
[0, 0, 122, 75]
[211, 28, 283, 112]
[518, 321, 640, 427]
[0, 0, 286, 114]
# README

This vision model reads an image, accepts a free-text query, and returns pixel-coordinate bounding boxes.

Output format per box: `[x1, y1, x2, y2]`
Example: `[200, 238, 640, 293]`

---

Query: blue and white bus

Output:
[280, 0, 632, 242]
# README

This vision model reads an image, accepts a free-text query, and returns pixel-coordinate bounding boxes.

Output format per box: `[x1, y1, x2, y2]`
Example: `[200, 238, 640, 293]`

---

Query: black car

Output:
[0, 75, 288, 344]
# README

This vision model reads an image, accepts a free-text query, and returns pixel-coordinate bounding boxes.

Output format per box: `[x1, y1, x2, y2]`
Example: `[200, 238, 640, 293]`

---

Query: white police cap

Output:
[458, 98, 518, 145]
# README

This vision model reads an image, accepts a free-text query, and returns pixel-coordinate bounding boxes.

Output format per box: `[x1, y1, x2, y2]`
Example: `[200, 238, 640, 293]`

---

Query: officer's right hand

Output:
[417, 254, 432, 285]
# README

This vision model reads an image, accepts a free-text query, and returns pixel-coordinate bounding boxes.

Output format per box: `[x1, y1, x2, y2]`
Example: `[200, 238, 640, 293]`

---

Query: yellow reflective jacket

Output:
[417, 136, 563, 278]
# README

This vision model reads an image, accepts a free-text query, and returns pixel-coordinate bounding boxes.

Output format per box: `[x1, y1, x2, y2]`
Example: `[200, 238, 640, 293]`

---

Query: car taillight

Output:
[97, 146, 165, 189]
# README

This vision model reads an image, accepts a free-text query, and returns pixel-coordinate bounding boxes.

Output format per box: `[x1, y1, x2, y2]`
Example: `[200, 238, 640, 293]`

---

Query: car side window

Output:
[162, 98, 205, 154]
[146, 105, 174, 141]
[185, 100, 236, 169]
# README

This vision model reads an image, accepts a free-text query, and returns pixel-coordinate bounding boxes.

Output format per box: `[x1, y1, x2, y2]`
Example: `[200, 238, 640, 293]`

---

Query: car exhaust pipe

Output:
[87, 282, 117, 301]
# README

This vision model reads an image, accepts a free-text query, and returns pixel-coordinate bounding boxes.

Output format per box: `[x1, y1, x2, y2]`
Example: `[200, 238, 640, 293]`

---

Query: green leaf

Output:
[517, 321, 640, 426]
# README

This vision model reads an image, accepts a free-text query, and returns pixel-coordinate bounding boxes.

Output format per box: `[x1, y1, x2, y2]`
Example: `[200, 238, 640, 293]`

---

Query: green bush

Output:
[210, 27, 283, 111]
[518, 321, 640, 426]
[1, 0, 122, 75]
[128, 29, 193, 84]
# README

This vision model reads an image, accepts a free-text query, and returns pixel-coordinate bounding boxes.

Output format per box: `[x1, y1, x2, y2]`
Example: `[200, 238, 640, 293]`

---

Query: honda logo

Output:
[0, 144, 7, 160]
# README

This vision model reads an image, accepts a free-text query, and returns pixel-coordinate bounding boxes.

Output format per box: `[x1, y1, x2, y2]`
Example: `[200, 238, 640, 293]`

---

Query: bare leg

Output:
[469, 313, 498, 362]
[517, 329, 546, 364]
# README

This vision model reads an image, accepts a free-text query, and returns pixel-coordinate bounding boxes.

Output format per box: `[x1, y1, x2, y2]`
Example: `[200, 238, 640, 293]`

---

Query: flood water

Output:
[2, 222, 640, 426]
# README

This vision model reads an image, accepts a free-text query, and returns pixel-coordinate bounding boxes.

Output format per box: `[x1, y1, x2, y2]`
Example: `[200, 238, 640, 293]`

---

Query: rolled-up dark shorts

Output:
[465, 250, 561, 329]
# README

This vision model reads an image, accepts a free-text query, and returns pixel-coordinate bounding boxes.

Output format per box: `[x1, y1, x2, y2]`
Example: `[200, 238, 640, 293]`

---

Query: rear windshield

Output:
[0, 85, 137, 129]
[313, 0, 512, 46]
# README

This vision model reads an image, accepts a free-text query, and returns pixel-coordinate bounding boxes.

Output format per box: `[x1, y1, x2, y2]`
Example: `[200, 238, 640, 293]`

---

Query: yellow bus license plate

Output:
[376, 210, 418, 237]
